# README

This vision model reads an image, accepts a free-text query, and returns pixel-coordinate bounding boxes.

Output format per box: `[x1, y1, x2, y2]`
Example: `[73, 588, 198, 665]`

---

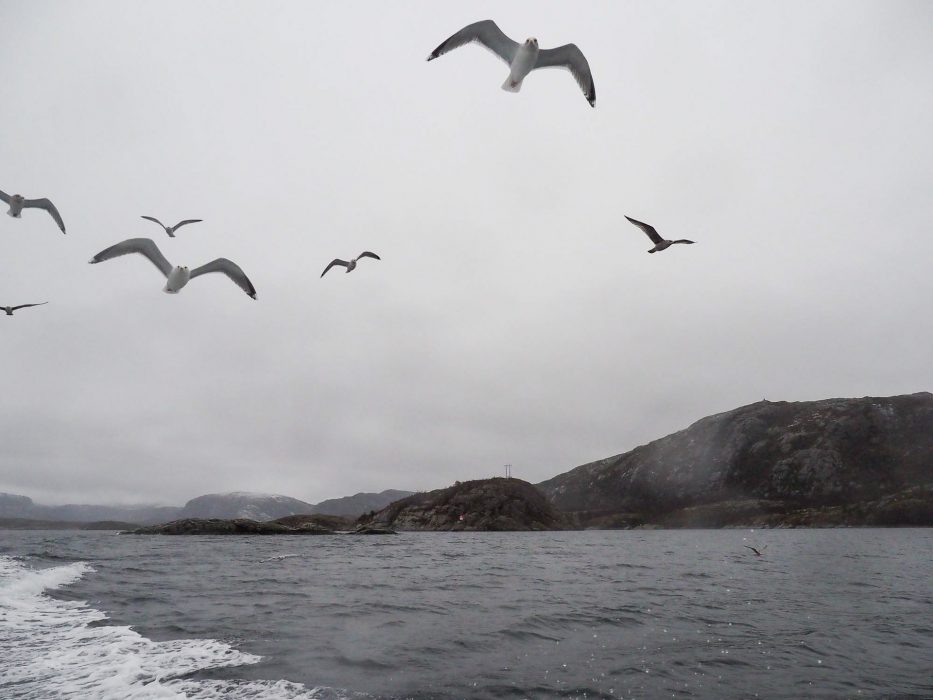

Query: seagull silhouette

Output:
[2, 302, 48, 316]
[744, 545, 766, 556]
[625, 215, 695, 254]
[141, 216, 203, 238]
[321, 252, 381, 278]
[0, 189, 66, 233]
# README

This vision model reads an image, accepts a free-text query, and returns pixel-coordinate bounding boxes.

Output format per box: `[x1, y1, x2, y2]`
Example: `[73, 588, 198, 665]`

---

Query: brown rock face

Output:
[537, 393, 933, 527]
[359, 478, 571, 531]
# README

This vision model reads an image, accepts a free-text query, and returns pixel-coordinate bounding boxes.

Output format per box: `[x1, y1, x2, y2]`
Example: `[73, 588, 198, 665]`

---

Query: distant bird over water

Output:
[141, 216, 203, 238]
[2, 302, 48, 316]
[0, 189, 66, 233]
[744, 545, 766, 556]
[625, 216, 695, 254]
[427, 19, 596, 107]
[89, 238, 256, 299]
[321, 252, 381, 278]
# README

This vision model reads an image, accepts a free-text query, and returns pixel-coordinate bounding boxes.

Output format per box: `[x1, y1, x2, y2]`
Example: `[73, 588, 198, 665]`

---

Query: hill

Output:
[360, 478, 571, 531]
[537, 392, 933, 527]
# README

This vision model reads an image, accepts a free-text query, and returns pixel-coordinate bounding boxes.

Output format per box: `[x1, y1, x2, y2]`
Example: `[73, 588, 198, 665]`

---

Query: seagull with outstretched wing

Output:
[427, 19, 595, 107]
[625, 215, 695, 254]
[89, 238, 256, 299]
[2, 301, 48, 316]
[321, 251, 381, 278]
[744, 545, 766, 556]
[0, 188, 66, 233]
[141, 215, 203, 238]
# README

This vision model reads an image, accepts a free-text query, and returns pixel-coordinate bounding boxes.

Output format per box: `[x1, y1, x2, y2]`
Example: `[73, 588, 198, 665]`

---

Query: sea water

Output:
[1, 529, 930, 699]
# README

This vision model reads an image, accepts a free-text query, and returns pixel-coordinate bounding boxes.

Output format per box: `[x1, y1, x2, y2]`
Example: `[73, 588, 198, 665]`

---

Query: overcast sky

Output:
[1, 0, 930, 507]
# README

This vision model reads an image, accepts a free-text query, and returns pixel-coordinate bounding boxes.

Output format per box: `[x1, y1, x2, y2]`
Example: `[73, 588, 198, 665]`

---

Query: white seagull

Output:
[141, 215, 203, 238]
[427, 19, 595, 107]
[2, 302, 48, 316]
[625, 216, 695, 254]
[0, 189, 66, 233]
[321, 252, 381, 278]
[89, 238, 256, 299]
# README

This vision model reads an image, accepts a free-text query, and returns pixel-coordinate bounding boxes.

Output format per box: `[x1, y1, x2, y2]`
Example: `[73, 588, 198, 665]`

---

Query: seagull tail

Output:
[501, 77, 523, 93]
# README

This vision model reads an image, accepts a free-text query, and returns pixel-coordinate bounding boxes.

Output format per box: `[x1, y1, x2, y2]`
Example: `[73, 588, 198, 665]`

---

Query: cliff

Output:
[359, 478, 571, 531]
[537, 392, 933, 527]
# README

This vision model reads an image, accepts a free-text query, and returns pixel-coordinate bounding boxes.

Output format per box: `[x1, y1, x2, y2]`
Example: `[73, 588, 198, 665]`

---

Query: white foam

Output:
[0, 556, 358, 699]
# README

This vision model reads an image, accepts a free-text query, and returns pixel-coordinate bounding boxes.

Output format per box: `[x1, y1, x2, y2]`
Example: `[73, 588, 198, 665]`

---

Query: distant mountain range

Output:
[0, 489, 413, 526]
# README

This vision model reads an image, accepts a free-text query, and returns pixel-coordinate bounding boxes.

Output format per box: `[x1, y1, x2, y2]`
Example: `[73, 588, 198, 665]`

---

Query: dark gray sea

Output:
[1, 529, 930, 699]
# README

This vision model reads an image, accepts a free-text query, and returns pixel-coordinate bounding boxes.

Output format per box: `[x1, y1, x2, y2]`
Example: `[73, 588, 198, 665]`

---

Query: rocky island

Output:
[358, 477, 571, 531]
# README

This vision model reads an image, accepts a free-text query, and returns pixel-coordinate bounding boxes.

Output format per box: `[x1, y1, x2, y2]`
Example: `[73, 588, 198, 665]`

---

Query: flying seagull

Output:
[744, 545, 766, 556]
[2, 302, 48, 316]
[427, 19, 596, 107]
[89, 238, 256, 299]
[0, 189, 66, 233]
[141, 215, 203, 238]
[321, 252, 381, 278]
[625, 216, 695, 254]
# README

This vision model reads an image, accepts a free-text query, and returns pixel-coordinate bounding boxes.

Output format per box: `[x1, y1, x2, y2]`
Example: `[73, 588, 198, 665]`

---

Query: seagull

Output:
[0, 189, 66, 233]
[2, 302, 48, 316]
[321, 252, 381, 278]
[744, 545, 766, 556]
[89, 238, 256, 299]
[625, 216, 695, 254]
[141, 215, 203, 238]
[427, 19, 595, 107]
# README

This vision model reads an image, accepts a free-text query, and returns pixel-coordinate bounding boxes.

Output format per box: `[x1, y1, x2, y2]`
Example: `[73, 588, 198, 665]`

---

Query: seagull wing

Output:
[534, 44, 596, 107]
[141, 215, 167, 231]
[171, 219, 203, 231]
[24, 198, 66, 233]
[357, 251, 381, 261]
[321, 259, 350, 277]
[10, 302, 48, 311]
[189, 258, 257, 299]
[624, 215, 664, 245]
[0, 190, 9, 204]
[744, 545, 761, 555]
[672, 239, 695, 245]
[427, 19, 519, 66]
[89, 237, 173, 278]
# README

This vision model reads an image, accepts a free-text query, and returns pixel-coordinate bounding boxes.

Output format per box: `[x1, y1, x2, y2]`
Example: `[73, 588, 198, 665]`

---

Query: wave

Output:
[0, 556, 361, 699]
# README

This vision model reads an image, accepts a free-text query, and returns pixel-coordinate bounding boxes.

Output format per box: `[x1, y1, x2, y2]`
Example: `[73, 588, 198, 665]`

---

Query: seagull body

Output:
[141, 215, 203, 238]
[427, 19, 596, 107]
[89, 237, 256, 299]
[321, 252, 381, 278]
[2, 302, 47, 316]
[0, 189, 66, 233]
[625, 216, 695, 254]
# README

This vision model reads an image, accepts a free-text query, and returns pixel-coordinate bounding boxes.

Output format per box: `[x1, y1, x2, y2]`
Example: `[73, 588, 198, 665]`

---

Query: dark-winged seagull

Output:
[2, 302, 48, 316]
[625, 216, 695, 254]
[427, 19, 595, 107]
[744, 545, 766, 556]
[89, 238, 256, 299]
[321, 252, 380, 278]
[0, 189, 66, 233]
[141, 215, 203, 238]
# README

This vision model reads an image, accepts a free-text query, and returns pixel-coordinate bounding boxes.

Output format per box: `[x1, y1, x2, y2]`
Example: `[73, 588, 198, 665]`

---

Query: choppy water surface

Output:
[1, 529, 931, 699]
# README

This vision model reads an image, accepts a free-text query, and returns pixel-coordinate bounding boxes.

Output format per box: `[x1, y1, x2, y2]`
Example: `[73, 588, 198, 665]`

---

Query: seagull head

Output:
[11, 194, 24, 204]
[525, 38, 538, 47]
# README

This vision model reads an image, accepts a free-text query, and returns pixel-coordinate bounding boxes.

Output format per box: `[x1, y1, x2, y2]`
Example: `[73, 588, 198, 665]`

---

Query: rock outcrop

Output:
[359, 478, 571, 531]
[538, 393, 933, 527]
